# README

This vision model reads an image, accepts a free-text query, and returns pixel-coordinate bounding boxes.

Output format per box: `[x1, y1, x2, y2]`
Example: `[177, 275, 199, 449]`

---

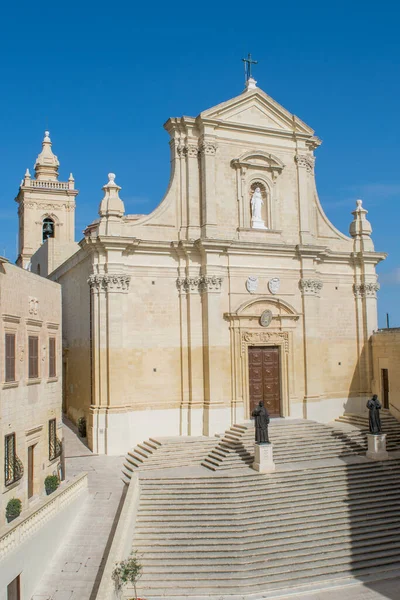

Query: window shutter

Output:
[5, 334, 16, 382]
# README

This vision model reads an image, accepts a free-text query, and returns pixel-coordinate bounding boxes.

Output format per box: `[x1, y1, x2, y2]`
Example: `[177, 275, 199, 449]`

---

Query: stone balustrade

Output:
[27, 180, 70, 190]
[0, 472, 87, 562]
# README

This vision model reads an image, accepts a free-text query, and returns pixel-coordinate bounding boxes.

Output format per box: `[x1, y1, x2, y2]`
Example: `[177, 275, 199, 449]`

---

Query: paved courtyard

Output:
[31, 419, 125, 600]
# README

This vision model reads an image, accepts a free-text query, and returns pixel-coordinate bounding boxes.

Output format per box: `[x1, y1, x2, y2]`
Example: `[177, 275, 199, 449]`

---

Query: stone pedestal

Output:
[252, 443, 275, 473]
[251, 217, 268, 230]
[366, 433, 389, 461]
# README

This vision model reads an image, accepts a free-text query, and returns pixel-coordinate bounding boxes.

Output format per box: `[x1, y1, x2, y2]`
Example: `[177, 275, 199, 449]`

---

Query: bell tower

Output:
[15, 131, 78, 269]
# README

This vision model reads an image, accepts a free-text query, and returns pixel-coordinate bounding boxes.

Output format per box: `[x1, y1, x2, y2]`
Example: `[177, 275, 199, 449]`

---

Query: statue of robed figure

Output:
[252, 400, 270, 444]
[367, 394, 382, 435]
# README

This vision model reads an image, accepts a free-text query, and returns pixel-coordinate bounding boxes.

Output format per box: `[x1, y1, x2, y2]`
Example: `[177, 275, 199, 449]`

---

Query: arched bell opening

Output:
[42, 218, 55, 242]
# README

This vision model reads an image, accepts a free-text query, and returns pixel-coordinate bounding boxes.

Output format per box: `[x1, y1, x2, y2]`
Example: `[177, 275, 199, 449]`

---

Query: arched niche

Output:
[231, 151, 284, 231]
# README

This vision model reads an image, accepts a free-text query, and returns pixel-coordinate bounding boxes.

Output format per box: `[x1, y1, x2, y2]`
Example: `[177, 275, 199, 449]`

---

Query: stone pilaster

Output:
[199, 138, 218, 237]
[176, 276, 205, 434]
[199, 275, 225, 435]
[295, 154, 315, 245]
[353, 280, 380, 395]
[299, 277, 323, 409]
[183, 143, 201, 239]
[87, 273, 131, 453]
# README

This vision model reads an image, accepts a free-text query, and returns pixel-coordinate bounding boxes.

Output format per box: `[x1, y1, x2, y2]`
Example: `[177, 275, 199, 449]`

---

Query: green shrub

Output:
[6, 498, 22, 522]
[112, 551, 142, 600]
[44, 475, 60, 495]
[77, 417, 87, 438]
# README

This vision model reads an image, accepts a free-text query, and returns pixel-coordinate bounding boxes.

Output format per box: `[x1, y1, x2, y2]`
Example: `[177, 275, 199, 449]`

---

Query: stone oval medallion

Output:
[260, 309, 273, 328]
[246, 276, 259, 294]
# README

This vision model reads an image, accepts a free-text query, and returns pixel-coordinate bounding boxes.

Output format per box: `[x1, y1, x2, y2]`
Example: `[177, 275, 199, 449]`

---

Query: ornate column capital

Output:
[199, 140, 217, 156]
[354, 282, 380, 298]
[176, 275, 223, 293]
[295, 154, 315, 173]
[88, 274, 131, 293]
[199, 275, 223, 293]
[176, 277, 201, 293]
[183, 144, 199, 158]
[299, 278, 323, 296]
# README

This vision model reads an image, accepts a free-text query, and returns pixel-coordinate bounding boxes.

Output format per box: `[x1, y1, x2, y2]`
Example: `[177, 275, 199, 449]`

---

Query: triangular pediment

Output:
[200, 87, 314, 135]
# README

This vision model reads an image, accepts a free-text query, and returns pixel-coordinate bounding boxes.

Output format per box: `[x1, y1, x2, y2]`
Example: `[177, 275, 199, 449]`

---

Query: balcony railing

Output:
[49, 436, 62, 461]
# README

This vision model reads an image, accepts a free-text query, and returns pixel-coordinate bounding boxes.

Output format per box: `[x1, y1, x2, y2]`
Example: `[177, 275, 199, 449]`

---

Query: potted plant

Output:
[44, 474, 60, 495]
[77, 417, 87, 438]
[112, 551, 143, 600]
[6, 498, 22, 523]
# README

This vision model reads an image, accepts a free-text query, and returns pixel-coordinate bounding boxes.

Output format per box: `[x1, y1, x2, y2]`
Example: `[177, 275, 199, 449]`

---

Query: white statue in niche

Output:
[251, 187, 268, 230]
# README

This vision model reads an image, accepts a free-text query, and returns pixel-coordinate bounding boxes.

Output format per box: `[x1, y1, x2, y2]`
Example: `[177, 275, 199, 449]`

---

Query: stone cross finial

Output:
[242, 53, 258, 82]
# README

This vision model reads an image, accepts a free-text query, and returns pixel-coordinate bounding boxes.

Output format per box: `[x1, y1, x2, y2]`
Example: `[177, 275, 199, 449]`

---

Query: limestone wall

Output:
[54, 250, 92, 428]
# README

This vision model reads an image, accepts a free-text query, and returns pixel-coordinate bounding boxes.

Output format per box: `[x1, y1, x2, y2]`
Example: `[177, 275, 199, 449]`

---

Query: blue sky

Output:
[1, 1, 399, 327]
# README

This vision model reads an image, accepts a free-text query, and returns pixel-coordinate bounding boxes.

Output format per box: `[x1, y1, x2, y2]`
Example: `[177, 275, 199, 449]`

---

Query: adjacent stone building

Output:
[21, 77, 385, 455]
[0, 258, 62, 524]
[371, 328, 400, 416]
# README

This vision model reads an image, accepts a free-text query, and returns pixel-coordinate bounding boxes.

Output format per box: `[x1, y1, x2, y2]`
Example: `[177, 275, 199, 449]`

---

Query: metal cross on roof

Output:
[242, 53, 258, 82]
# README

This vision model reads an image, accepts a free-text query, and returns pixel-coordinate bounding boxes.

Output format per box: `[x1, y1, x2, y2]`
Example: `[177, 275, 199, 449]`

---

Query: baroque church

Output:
[15, 76, 385, 455]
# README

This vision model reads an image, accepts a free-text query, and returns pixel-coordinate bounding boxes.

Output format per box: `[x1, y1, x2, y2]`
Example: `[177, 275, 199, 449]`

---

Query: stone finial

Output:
[34, 130, 60, 181]
[349, 199, 374, 251]
[25, 168, 31, 178]
[98, 173, 125, 218]
[245, 77, 257, 91]
[349, 199, 372, 238]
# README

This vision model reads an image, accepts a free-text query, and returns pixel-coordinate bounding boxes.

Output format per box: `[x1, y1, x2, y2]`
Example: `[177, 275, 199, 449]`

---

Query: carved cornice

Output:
[176, 275, 223, 293]
[299, 279, 323, 296]
[354, 282, 380, 298]
[19, 201, 75, 211]
[88, 274, 131, 293]
[295, 154, 315, 173]
[242, 331, 289, 354]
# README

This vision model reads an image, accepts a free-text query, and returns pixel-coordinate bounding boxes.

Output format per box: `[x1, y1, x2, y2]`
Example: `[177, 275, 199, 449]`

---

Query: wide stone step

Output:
[135, 520, 400, 553]
[137, 526, 400, 557]
[140, 476, 400, 501]
[135, 507, 400, 539]
[141, 537, 400, 573]
[138, 551, 400, 585]
[137, 493, 400, 516]
[137, 563, 400, 595]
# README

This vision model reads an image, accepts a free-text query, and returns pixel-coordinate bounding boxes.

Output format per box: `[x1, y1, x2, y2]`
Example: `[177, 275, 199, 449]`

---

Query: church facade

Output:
[21, 78, 385, 455]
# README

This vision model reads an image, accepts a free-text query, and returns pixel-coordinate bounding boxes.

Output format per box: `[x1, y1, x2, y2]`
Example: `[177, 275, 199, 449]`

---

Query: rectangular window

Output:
[5, 333, 16, 382]
[28, 336, 39, 379]
[49, 337, 56, 378]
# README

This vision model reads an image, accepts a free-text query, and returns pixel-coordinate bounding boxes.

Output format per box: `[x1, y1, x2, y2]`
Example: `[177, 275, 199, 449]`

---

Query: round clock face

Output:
[260, 310, 273, 328]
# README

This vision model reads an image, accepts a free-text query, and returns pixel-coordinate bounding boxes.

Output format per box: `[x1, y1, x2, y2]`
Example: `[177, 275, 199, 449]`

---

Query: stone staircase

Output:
[133, 459, 400, 598]
[122, 436, 217, 483]
[201, 417, 400, 471]
[336, 409, 400, 432]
